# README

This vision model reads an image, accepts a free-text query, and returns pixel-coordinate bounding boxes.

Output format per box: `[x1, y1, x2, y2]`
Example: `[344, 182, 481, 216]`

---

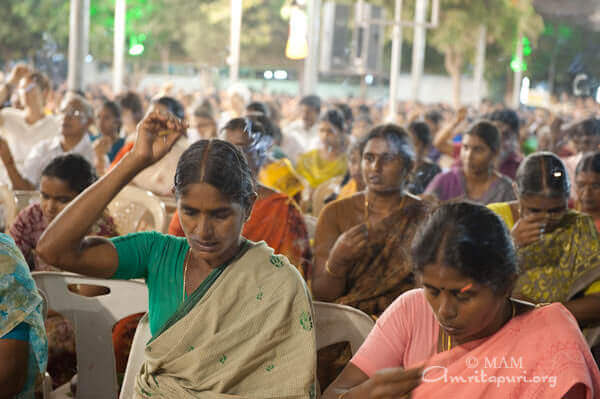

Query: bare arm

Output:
[36, 111, 186, 278]
[564, 293, 600, 328]
[432, 107, 467, 157]
[323, 363, 423, 399]
[0, 339, 28, 399]
[0, 137, 35, 190]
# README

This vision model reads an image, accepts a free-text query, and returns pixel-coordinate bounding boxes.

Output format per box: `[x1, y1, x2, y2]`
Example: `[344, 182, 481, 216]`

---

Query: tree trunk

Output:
[444, 48, 464, 109]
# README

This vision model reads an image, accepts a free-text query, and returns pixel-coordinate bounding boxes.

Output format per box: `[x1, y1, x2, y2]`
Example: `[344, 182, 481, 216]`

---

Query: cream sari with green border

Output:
[135, 241, 317, 398]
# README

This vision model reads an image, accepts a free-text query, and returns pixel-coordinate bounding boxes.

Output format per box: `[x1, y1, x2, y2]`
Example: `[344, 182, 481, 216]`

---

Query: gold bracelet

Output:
[338, 391, 349, 399]
[325, 261, 345, 279]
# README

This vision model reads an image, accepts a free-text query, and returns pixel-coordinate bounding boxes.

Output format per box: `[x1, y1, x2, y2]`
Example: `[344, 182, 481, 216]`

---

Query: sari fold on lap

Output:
[135, 242, 317, 398]
[413, 304, 600, 398]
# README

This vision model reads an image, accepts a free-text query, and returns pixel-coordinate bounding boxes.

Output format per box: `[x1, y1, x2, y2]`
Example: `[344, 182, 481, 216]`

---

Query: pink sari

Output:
[413, 303, 600, 398]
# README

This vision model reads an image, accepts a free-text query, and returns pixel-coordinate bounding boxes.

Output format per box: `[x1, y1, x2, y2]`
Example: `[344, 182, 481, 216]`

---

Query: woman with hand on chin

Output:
[324, 202, 600, 399]
[36, 110, 316, 398]
[312, 124, 429, 389]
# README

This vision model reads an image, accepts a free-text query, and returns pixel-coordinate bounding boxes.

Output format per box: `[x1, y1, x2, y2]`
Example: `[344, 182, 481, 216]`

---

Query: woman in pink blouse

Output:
[324, 202, 600, 399]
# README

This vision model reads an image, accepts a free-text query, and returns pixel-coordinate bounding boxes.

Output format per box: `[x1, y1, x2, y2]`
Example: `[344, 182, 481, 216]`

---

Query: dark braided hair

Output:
[174, 139, 256, 210]
[515, 152, 570, 199]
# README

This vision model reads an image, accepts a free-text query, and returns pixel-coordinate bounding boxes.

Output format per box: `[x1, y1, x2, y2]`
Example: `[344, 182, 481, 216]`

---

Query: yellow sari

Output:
[258, 158, 305, 198]
[295, 150, 347, 189]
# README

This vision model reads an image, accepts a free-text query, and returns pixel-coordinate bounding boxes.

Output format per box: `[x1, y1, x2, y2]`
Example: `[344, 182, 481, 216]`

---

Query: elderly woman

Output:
[425, 120, 515, 205]
[0, 233, 47, 399]
[324, 202, 600, 399]
[36, 110, 316, 398]
[576, 151, 600, 232]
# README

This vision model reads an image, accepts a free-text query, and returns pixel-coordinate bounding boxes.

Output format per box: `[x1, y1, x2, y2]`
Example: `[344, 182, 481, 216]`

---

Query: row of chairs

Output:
[0, 185, 320, 241]
[32, 271, 375, 399]
[0, 185, 168, 234]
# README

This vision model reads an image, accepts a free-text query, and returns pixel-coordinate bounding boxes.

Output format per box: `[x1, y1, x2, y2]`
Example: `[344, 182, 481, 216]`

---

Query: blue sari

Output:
[0, 233, 47, 398]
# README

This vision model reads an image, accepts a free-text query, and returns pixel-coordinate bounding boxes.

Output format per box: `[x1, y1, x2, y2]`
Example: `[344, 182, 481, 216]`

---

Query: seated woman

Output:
[169, 117, 313, 278]
[324, 202, 600, 399]
[36, 110, 317, 398]
[312, 124, 430, 388]
[487, 152, 600, 334]
[92, 100, 126, 175]
[425, 120, 515, 205]
[0, 233, 47, 399]
[296, 109, 349, 190]
[10, 154, 118, 270]
[575, 151, 600, 232]
[9, 154, 118, 388]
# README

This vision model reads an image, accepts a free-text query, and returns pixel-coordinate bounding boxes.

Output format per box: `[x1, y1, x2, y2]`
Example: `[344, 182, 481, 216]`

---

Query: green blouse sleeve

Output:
[110, 232, 161, 280]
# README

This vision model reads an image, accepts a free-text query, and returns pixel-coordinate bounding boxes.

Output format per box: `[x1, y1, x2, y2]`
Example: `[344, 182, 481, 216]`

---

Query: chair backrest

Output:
[313, 301, 375, 354]
[107, 185, 167, 234]
[31, 272, 148, 399]
[119, 314, 151, 399]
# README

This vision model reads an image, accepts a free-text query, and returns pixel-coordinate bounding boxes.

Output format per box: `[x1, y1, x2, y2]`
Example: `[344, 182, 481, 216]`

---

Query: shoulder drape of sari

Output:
[412, 303, 600, 399]
[296, 150, 348, 189]
[243, 193, 312, 278]
[514, 212, 600, 303]
[0, 233, 47, 398]
[336, 195, 429, 316]
[135, 241, 317, 399]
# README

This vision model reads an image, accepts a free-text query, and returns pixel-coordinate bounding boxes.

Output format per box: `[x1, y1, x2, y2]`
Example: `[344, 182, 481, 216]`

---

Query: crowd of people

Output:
[1, 62, 600, 398]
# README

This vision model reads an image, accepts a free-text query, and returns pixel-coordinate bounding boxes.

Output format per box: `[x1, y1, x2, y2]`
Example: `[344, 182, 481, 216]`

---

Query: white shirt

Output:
[281, 120, 320, 163]
[132, 137, 190, 196]
[22, 134, 95, 188]
[0, 108, 60, 186]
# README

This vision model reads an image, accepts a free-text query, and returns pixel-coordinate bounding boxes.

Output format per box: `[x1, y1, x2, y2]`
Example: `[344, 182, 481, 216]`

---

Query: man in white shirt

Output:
[281, 95, 321, 163]
[0, 95, 95, 189]
[0, 71, 60, 186]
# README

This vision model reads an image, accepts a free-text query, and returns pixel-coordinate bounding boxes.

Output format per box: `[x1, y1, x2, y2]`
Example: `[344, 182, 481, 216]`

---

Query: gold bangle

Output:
[338, 391, 349, 399]
[325, 261, 345, 279]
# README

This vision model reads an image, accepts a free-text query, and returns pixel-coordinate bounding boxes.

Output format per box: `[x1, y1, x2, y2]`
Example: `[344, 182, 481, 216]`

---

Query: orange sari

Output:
[168, 193, 312, 278]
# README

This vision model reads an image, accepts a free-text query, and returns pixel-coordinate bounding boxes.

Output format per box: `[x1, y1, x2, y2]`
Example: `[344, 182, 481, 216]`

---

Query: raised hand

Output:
[130, 109, 188, 168]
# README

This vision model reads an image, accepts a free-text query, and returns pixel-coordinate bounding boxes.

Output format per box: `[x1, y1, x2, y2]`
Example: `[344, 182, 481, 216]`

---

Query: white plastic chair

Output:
[107, 185, 168, 234]
[32, 272, 148, 399]
[119, 314, 151, 399]
[313, 301, 374, 354]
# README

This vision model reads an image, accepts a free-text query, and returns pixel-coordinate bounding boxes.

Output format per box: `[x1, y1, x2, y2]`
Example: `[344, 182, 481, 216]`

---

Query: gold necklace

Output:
[442, 300, 516, 352]
[182, 248, 191, 302]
